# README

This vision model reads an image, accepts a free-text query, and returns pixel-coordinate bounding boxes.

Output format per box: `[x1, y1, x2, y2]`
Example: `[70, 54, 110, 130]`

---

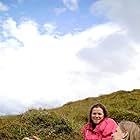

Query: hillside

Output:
[0, 89, 140, 140]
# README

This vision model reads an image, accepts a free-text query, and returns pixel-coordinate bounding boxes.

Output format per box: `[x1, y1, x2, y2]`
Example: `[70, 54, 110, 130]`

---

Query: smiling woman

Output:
[81, 103, 118, 140]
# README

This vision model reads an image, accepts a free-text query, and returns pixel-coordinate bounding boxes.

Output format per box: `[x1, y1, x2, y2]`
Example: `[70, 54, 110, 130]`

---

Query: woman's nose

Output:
[95, 114, 99, 117]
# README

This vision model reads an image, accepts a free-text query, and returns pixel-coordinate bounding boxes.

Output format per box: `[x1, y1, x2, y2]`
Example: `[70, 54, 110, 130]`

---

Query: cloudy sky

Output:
[0, 0, 140, 115]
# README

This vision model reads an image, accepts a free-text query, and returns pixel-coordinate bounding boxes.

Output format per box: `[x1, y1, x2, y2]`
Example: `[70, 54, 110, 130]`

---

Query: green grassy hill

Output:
[0, 89, 140, 140]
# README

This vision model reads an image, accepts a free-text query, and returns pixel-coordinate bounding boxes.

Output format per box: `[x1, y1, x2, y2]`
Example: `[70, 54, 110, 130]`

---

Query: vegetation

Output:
[0, 89, 140, 140]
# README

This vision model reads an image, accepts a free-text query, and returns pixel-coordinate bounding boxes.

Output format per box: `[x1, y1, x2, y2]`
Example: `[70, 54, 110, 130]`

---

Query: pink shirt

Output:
[81, 118, 118, 140]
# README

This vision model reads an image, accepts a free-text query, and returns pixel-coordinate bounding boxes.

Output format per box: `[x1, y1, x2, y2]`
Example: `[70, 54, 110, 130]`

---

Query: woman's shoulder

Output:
[82, 122, 93, 130]
[104, 117, 117, 124]
[98, 117, 117, 133]
[83, 122, 91, 128]
[97, 118, 117, 129]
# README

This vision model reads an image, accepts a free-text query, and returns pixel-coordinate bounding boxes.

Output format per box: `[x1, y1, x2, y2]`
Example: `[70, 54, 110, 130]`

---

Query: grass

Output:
[0, 89, 140, 140]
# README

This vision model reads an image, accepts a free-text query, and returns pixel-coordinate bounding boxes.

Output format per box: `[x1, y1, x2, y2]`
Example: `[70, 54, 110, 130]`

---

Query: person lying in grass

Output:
[112, 121, 140, 140]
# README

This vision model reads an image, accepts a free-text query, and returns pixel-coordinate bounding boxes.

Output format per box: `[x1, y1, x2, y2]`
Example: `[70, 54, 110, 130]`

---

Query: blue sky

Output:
[1, 0, 103, 34]
[0, 0, 140, 115]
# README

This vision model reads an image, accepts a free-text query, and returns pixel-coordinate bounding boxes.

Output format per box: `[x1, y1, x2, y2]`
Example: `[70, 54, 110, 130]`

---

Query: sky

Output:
[0, 0, 140, 115]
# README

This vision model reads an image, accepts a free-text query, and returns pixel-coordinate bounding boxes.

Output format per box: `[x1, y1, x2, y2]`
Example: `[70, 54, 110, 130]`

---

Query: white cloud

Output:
[0, 18, 86, 109]
[43, 23, 57, 35]
[78, 31, 136, 74]
[0, 18, 119, 114]
[63, 0, 79, 11]
[0, 2, 9, 12]
[0, 38, 23, 48]
[1, 9, 140, 114]
[0, 96, 25, 115]
[91, 0, 140, 43]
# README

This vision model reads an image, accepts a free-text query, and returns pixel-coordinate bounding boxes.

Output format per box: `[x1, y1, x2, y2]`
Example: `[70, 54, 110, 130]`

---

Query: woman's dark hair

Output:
[89, 103, 108, 128]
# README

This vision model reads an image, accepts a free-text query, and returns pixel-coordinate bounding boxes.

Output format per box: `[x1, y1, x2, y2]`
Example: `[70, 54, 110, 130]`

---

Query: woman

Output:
[81, 103, 118, 140]
[112, 121, 140, 140]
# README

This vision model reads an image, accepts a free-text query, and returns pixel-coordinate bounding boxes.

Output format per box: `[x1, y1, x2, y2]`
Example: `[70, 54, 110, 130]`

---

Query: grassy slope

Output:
[52, 89, 140, 122]
[0, 89, 140, 140]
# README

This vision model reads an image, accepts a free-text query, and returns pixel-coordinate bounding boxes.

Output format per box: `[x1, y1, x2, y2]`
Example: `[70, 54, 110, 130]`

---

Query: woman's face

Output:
[112, 126, 125, 140]
[91, 107, 104, 124]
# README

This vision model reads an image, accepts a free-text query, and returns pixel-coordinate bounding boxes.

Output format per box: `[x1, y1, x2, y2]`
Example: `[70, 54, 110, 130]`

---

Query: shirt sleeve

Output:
[81, 127, 85, 137]
[81, 124, 88, 139]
